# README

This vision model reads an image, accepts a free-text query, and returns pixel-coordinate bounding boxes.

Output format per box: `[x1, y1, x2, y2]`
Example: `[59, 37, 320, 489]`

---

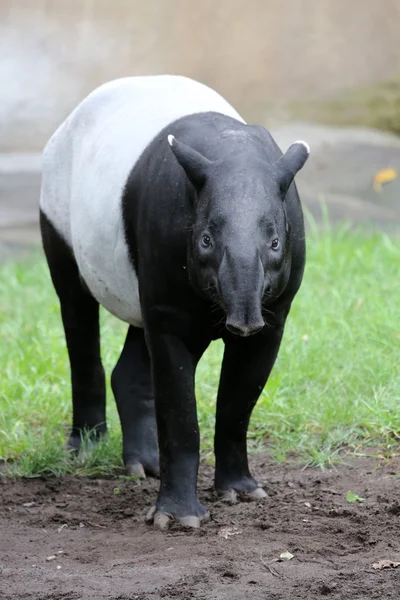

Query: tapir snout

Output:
[218, 248, 265, 337]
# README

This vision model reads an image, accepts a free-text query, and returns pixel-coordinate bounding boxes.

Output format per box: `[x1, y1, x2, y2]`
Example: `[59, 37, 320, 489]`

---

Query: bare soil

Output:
[1, 454, 400, 599]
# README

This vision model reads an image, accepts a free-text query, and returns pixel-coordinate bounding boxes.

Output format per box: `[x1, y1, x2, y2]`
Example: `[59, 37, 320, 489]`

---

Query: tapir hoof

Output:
[65, 434, 102, 462]
[125, 460, 160, 479]
[126, 462, 146, 479]
[65, 428, 107, 456]
[145, 506, 210, 530]
[218, 486, 268, 504]
[249, 487, 268, 500]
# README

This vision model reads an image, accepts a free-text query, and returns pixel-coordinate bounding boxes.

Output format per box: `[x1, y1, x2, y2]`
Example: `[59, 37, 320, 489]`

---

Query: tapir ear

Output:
[167, 135, 212, 189]
[276, 141, 310, 196]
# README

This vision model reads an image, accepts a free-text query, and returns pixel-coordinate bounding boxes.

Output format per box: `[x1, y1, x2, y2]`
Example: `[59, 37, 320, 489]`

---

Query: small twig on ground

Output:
[86, 521, 106, 528]
[260, 552, 283, 578]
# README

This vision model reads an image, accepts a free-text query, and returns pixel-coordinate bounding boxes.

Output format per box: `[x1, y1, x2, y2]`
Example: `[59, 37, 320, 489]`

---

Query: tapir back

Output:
[40, 75, 244, 326]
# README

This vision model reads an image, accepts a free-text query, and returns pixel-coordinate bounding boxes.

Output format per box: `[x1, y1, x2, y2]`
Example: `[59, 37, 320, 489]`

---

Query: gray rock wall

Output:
[1, 0, 400, 151]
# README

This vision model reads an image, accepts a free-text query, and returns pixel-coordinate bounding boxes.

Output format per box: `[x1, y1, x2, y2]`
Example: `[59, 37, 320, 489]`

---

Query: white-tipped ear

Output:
[167, 135, 213, 189]
[276, 140, 310, 197]
[293, 140, 310, 155]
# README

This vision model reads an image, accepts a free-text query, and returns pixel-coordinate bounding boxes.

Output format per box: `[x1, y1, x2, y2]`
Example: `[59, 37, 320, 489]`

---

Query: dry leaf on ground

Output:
[218, 526, 242, 539]
[372, 559, 400, 570]
[373, 168, 398, 192]
[279, 551, 294, 561]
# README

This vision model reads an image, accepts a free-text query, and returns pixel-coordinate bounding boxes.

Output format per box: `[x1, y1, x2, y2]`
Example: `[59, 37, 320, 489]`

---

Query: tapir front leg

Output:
[144, 315, 210, 529]
[214, 308, 289, 501]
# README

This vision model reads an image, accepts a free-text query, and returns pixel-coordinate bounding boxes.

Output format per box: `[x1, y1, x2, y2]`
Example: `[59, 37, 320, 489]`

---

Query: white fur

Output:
[294, 140, 310, 154]
[40, 75, 245, 326]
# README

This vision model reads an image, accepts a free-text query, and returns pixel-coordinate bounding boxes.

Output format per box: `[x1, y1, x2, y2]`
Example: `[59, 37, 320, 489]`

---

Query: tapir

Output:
[39, 75, 309, 529]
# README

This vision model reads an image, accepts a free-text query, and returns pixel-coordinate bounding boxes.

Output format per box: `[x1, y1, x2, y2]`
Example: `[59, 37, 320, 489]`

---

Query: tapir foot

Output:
[66, 428, 106, 458]
[145, 500, 209, 530]
[215, 473, 268, 504]
[217, 486, 268, 504]
[125, 456, 160, 479]
[124, 434, 160, 478]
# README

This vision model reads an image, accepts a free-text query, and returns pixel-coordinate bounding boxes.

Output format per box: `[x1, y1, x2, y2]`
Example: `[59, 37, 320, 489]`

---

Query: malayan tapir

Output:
[39, 75, 309, 529]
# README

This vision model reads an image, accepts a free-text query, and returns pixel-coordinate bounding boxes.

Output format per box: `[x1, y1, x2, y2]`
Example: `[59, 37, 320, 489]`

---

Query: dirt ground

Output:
[1, 454, 400, 600]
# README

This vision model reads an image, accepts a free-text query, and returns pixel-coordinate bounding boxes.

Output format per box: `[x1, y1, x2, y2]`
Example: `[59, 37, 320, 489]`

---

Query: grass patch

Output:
[1, 223, 400, 476]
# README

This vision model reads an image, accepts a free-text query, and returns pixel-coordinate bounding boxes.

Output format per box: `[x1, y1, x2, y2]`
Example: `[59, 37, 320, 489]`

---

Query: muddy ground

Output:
[1, 454, 400, 600]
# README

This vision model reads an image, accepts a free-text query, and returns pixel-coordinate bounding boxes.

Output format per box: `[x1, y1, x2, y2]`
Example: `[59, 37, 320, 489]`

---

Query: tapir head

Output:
[167, 132, 309, 337]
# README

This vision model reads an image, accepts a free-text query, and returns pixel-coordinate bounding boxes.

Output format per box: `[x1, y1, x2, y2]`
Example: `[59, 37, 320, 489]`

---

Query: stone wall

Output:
[1, 0, 400, 151]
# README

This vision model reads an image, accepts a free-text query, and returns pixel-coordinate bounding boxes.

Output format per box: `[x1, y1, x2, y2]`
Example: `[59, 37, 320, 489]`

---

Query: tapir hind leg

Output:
[40, 210, 107, 451]
[214, 307, 290, 502]
[111, 326, 159, 477]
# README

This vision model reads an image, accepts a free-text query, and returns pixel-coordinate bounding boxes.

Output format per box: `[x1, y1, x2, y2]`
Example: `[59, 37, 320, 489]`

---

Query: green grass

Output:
[1, 221, 400, 476]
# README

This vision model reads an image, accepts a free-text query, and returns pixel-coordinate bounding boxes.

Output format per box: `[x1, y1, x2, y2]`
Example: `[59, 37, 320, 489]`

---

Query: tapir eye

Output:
[271, 238, 279, 250]
[201, 234, 212, 248]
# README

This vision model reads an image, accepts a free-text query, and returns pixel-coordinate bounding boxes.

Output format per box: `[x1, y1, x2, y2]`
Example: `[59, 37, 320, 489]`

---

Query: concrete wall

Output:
[1, 0, 400, 151]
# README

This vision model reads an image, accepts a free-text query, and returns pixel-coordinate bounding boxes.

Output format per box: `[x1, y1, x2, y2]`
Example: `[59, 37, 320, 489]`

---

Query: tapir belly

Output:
[71, 207, 143, 327]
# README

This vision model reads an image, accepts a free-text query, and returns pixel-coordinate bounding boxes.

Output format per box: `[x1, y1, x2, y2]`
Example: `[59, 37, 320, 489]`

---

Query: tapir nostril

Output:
[226, 322, 265, 337]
